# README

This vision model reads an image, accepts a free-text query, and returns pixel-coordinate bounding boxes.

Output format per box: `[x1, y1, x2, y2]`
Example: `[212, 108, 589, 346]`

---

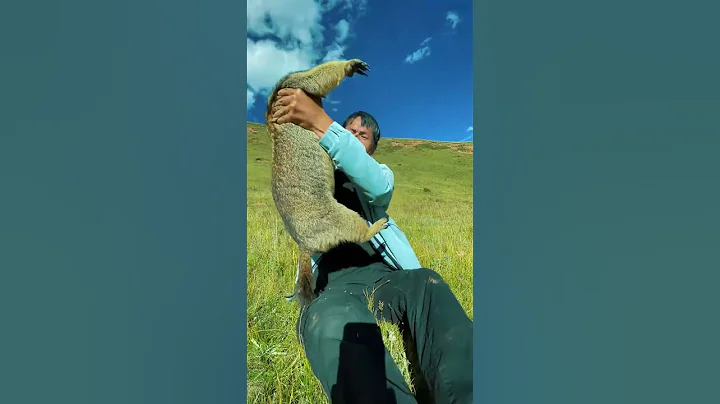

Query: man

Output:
[271, 88, 473, 404]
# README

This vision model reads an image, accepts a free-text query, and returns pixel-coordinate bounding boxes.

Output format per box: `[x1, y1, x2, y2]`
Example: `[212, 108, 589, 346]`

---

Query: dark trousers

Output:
[296, 247, 473, 404]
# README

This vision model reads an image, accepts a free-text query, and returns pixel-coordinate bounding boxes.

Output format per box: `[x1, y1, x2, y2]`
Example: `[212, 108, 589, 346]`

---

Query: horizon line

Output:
[247, 121, 474, 144]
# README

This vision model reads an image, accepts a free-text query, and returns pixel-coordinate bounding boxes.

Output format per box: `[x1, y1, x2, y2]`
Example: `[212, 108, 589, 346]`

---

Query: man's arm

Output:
[320, 122, 394, 208]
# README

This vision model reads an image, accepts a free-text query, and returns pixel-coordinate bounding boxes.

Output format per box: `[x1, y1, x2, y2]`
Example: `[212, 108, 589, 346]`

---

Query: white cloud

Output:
[246, 0, 365, 109]
[404, 37, 434, 64]
[321, 0, 368, 14]
[460, 126, 473, 141]
[247, 38, 316, 92]
[335, 19, 350, 42]
[320, 19, 352, 62]
[320, 0, 342, 10]
[247, 0, 324, 46]
[247, 88, 256, 110]
[405, 46, 431, 64]
[446, 11, 460, 30]
[322, 42, 346, 62]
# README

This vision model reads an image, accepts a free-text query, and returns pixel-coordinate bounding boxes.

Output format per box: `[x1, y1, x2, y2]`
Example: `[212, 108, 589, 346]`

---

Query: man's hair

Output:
[342, 111, 381, 152]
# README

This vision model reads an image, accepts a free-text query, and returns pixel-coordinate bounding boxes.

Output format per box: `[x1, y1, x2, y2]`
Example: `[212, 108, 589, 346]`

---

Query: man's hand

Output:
[271, 88, 334, 139]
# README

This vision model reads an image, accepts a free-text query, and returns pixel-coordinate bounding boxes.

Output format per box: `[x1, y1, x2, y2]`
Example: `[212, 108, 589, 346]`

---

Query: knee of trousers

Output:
[298, 297, 376, 349]
[408, 267, 449, 290]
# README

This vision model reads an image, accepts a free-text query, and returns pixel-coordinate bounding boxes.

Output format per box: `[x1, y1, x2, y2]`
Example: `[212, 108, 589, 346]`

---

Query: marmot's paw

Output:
[345, 59, 369, 77]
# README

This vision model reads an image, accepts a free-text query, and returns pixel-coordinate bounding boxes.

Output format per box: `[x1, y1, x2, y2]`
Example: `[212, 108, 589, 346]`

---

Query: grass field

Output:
[246, 121, 474, 403]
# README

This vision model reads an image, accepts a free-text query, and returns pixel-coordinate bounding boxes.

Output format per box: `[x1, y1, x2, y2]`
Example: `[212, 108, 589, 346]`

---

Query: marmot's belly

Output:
[275, 181, 335, 216]
[271, 131, 337, 234]
[272, 168, 334, 216]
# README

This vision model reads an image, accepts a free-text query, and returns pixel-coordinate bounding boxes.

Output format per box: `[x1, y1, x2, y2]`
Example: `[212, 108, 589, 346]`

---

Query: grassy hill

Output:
[246, 121, 473, 403]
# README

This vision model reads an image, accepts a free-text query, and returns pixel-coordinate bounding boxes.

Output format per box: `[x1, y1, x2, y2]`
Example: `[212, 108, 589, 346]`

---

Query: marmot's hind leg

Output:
[363, 217, 388, 241]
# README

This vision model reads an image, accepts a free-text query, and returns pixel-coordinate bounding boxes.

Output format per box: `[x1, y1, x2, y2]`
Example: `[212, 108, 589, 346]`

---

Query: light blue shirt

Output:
[291, 121, 423, 289]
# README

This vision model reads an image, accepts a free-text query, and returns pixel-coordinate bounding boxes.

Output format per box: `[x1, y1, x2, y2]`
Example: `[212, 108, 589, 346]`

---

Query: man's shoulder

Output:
[377, 163, 393, 173]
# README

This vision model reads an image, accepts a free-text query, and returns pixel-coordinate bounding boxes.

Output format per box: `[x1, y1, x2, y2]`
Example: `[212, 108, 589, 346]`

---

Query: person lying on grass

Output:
[270, 88, 473, 404]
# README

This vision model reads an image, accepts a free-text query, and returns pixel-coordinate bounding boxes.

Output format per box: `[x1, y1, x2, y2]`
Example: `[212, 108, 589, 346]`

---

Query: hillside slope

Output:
[247, 121, 472, 206]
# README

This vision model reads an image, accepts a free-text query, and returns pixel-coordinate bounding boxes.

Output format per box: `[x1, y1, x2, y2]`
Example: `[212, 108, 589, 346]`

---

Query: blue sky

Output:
[247, 0, 474, 142]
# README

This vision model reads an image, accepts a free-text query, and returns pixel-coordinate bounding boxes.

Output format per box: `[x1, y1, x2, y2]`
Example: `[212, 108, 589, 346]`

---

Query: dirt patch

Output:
[389, 140, 428, 148]
[388, 139, 473, 155]
[447, 143, 473, 151]
[247, 126, 258, 134]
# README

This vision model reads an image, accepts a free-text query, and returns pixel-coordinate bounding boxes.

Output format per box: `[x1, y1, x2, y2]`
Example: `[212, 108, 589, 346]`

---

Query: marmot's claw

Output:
[347, 59, 370, 77]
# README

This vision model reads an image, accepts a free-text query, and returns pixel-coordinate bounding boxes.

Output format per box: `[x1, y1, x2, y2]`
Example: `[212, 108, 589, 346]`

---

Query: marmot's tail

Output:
[295, 248, 316, 309]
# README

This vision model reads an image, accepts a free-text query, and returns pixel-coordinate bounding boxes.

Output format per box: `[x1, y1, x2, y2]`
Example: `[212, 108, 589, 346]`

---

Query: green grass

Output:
[246, 122, 473, 403]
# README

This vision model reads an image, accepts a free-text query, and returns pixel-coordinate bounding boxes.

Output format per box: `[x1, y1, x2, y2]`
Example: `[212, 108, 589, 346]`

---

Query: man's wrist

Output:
[311, 113, 334, 139]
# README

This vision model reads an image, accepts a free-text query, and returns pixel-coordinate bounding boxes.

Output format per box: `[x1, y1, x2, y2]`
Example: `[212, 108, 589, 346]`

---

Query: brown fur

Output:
[265, 59, 388, 309]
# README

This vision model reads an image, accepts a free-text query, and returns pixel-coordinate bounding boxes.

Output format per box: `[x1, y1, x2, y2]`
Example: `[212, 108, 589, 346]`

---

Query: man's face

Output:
[345, 116, 375, 155]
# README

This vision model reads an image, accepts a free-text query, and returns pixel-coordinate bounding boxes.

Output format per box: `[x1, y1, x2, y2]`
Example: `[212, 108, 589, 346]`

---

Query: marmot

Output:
[265, 59, 388, 309]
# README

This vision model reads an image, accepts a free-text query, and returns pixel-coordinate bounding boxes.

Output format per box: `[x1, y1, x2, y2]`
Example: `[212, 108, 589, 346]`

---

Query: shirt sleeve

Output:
[319, 121, 394, 208]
